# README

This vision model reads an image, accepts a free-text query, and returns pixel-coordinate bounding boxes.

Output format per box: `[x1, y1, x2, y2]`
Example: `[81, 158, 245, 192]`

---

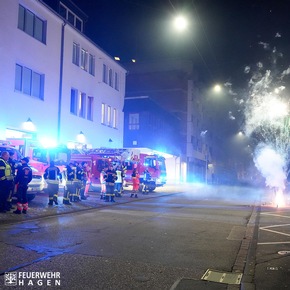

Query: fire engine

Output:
[70, 148, 167, 191]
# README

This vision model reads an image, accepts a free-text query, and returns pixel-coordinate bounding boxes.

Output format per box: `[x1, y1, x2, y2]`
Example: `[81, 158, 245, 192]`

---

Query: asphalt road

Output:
[0, 184, 289, 289]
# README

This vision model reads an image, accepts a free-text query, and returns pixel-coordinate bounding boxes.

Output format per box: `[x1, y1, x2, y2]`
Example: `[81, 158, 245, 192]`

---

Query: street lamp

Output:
[173, 15, 188, 32]
[23, 117, 36, 131]
[213, 84, 222, 93]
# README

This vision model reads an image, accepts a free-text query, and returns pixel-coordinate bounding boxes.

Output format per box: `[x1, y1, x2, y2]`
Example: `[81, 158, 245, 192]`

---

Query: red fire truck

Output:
[70, 148, 167, 191]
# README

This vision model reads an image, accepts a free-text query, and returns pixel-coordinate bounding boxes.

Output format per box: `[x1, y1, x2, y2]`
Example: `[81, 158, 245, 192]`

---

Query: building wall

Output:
[0, 0, 126, 150]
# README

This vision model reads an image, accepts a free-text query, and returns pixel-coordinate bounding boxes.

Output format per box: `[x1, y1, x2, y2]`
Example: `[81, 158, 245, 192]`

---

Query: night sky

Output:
[71, 0, 290, 83]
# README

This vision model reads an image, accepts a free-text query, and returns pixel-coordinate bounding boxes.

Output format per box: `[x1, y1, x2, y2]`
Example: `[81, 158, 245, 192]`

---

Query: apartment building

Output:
[0, 0, 126, 152]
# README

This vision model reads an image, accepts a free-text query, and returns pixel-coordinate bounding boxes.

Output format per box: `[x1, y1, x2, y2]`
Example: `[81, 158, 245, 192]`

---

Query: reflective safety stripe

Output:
[0, 158, 12, 178]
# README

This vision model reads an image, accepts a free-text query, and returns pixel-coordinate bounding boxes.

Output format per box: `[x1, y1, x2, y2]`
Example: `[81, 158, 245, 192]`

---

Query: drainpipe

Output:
[57, 22, 66, 143]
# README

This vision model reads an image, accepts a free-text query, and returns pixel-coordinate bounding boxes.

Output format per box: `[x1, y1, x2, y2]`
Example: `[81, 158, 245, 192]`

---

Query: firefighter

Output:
[142, 169, 151, 194]
[105, 165, 116, 202]
[13, 157, 32, 214]
[114, 166, 122, 197]
[63, 163, 74, 205]
[131, 168, 140, 198]
[6, 151, 17, 210]
[80, 162, 89, 200]
[44, 161, 62, 205]
[75, 162, 85, 201]
[100, 167, 107, 199]
[82, 162, 92, 198]
[0, 151, 14, 213]
[121, 163, 127, 194]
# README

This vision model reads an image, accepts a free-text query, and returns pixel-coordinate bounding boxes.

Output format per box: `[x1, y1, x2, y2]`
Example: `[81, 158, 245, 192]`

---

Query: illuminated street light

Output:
[23, 117, 36, 131]
[213, 84, 222, 93]
[173, 15, 188, 32]
[77, 131, 85, 143]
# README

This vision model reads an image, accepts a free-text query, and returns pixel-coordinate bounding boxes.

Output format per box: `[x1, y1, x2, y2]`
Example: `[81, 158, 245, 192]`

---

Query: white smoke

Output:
[254, 145, 286, 189]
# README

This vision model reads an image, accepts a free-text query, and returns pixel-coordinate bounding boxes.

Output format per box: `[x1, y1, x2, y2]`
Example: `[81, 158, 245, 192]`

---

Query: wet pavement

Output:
[0, 185, 174, 225]
[1, 185, 290, 289]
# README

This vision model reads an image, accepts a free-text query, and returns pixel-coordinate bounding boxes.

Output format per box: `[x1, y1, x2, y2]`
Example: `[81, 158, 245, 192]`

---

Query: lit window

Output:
[107, 105, 112, 126]
[113, 108, 117, 128]
[101, 103, 106, 124]
[79, 92, 86, 118]
[72, 43, 80, 66]
[81, 49, 88, 71]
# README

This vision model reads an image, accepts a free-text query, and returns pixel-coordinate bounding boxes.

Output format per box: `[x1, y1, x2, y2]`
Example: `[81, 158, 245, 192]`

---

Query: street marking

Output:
[259, 212, 290, 244]
[260, 223, 290, 229]
[258, 241, 290, 245]
[261, 213, 290, 219]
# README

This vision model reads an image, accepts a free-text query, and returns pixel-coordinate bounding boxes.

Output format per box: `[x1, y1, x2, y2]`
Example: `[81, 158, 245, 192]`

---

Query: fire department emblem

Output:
[4, 272, 17, 286]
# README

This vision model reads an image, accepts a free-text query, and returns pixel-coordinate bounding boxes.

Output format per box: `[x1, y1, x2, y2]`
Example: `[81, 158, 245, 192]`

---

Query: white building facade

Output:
[0, 0, 126, 153]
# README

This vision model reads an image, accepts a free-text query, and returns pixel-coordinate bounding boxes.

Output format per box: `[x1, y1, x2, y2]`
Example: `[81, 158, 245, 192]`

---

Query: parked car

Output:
[26, 166, 46, 201]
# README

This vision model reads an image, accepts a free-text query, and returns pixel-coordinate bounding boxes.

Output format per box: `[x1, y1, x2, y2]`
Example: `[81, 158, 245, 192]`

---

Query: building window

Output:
[102, 64, 108, 83]
[87, 96, 94, 121]
[107, 106, 112, 126]
[81, 49, 88, 71]
[108, 69, 113, 87]
[70, 88, 78, 115]
[89, 54, 95, 76]
[114, 72, 119, 91]
[15, 64, 44, 100]
[79, 92, 86, 118]
[18, 5, 46, 44]
[113, 108, 117, 128]
[59, 2, 83, 32]
[129, 113, 139, 130]
[72, 43, 80, 66]
[101, 103, 106, 124]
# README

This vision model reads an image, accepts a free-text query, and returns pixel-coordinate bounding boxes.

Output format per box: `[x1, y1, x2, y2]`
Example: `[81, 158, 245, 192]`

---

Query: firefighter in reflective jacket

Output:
[63, 163, 77, 204]
[13, 157, 32, 214]
[7, 151, 17, 210]
[44, 161, 62, 205]
[0, 151, 14, 213]
[105, 165, 116, 202]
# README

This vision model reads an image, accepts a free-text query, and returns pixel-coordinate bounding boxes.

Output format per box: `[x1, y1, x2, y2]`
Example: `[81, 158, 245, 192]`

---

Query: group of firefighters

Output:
[0, 150, 154, 214]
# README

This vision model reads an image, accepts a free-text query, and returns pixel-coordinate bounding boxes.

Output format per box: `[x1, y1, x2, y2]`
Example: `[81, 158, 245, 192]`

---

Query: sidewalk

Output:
[0, 186, 161, 225]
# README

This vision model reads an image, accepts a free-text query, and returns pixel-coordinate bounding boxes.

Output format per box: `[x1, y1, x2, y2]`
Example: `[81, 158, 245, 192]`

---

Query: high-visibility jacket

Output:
[0, 158, 13, 181]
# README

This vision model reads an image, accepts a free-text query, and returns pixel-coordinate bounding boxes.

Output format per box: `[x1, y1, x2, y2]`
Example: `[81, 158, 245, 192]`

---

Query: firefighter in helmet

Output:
[63, 162, 74, 205]
[105, 165, 116, 202]
[44, 161, 62, 205]
[0, 151, 14, 213]
[13, 157, 32, 214]
[6, 151, 17, 210]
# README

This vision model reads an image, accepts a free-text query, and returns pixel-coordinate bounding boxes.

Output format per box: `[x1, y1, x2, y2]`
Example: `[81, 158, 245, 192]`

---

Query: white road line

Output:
[258, 241, 290, 245]
[260, 228, 290, 237]
[260, 223, 290, 229]
[261, 213, 290, 219]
